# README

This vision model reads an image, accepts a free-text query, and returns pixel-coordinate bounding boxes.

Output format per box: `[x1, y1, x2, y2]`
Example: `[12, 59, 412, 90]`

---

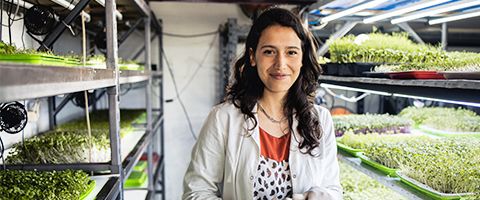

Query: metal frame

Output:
[320, 75, 480, 104]
[38, 0, 92, 51]
[218, 19, 249, 102]
[317, 20, 359, 56]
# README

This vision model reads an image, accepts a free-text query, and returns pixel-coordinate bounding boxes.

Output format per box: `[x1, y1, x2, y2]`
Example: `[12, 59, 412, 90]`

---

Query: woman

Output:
[183, 8, 342, 200]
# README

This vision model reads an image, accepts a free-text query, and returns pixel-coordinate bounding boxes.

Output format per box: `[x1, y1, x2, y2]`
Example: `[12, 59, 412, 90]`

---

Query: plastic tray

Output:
[362, 71, 390, 78]
[357, 153, 397, 177]
[79, 180, 96, 200]
[323, 63, 378, 77]
[124, 171, 148, 188]
[336, 142, 363, 157]
[133, 161, 147, 172]
[0, 53, 66, 66]
[397, 172, 476, 200]
[438, 71, 480, 80]
[387, 71, 445, 79]
[418, 125, 480, 138]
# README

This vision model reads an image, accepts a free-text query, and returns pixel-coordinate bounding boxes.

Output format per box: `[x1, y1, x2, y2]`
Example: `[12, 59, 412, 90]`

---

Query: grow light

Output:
[429, 8, 480, 24]
[321, 0, 390, 23]
[391, 0, 480, 24]
[320, 83, 480, 107]
[363, 0, 450, 23]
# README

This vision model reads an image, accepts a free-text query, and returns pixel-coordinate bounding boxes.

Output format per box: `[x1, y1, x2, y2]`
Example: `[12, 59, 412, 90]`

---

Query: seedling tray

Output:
[0, 53, 66, 66]
[397, 172, 476, 200]
[387, 71, 445, 79]
[323, 62, 377, 77]
[336, 142, 363, 157]
[119, 63, 144, 71]
[79, 180, 96, 200]
[357, 152, 397, 177]
[124, 171, 147, 188]
[133, 161, 147, 172]
[418, 125, 480, 138]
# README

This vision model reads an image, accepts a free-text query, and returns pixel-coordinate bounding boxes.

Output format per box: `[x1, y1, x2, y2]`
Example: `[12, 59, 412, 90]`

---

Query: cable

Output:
[1, 136, 5, 170]
[163, 30, 218, 38]
[162, 47, 197, 140]
[173, 33, 218, 99]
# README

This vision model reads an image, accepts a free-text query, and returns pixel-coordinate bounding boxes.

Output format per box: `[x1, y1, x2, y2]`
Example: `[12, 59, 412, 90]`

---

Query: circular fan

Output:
[94, 30, 107, 52]
[72, 92, 95, 108]
[24, 5, 57, 36]
[0, 102, 28, 134]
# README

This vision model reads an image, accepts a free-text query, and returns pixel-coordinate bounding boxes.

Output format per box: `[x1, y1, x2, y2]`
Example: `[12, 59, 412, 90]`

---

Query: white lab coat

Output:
[183, 102, 342, 200]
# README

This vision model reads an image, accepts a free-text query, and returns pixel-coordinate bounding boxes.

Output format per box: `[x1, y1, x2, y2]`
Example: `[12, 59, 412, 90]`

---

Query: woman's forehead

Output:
[257, 25, 302, 49]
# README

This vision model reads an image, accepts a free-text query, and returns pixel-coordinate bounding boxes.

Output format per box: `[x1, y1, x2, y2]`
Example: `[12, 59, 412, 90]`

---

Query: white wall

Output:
[150, 2, 251, 198]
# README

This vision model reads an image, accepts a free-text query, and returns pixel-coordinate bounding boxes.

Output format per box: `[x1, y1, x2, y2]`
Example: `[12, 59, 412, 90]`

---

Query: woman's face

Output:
[250, 25, 303, 95]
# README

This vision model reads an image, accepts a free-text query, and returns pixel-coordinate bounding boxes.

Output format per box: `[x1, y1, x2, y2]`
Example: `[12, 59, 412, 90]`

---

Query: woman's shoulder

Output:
[210, 101, 242, 117]
[313, 105, 332, 120]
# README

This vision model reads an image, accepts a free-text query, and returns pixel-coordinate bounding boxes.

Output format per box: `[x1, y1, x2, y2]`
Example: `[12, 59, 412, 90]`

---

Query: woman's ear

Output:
[249, 48, 256, 67]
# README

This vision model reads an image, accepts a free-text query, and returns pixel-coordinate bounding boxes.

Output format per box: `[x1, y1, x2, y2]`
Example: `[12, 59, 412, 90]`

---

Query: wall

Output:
[150, 2, 251, 198]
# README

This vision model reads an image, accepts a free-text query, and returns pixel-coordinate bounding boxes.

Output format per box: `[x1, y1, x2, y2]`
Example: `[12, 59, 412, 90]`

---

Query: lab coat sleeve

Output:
[183, 106, 226, 200]
[311, 107, 343, 200]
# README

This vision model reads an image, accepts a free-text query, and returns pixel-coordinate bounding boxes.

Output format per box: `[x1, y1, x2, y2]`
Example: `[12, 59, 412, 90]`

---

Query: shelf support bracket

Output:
[317, 21, 358, 56]
[397, 22, 425, 45]
[38, 0, 92, 51]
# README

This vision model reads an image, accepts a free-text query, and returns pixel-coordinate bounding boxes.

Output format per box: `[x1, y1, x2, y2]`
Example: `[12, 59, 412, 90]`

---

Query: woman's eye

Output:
[287, 50, 298, 56]
[263, 50, 274, 55]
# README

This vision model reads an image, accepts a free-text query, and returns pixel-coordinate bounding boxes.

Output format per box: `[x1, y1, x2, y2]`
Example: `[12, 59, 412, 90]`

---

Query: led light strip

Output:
[320, 0, 389, 23]
[363, 0, 451, 24]
[429, 8, 480, 24]
[391, 0, 480, 24]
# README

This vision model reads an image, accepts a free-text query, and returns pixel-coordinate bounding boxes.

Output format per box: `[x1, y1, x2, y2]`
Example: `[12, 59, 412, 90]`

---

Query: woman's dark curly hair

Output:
[225, 8, 323, 155]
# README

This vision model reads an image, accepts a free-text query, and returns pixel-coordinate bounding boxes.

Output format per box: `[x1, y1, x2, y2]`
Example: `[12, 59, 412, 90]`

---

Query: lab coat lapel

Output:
[243, 103, 261, 150]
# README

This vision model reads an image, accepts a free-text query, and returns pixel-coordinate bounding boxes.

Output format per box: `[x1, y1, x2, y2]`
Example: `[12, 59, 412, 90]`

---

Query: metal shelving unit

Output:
[0, 0, 164, 198]
[319, 75, 480, 104]
[321, 75, 480, 199]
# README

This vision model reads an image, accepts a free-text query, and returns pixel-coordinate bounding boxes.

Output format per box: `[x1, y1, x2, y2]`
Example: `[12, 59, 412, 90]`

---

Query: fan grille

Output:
[0, 102, 28, 134]
[25, 5, 57, 36]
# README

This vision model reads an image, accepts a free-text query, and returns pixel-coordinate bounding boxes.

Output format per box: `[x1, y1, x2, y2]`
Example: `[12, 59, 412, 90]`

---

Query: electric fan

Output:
[24, 5, 58, 36]
[0, 102, 28, 134]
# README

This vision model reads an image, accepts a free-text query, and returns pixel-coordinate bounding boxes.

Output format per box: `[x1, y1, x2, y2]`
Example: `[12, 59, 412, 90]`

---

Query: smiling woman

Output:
[183, 8, 342, 200]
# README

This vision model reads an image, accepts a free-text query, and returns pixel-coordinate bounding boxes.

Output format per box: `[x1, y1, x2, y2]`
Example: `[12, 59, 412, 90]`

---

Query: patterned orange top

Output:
[253, 127, 292, 199]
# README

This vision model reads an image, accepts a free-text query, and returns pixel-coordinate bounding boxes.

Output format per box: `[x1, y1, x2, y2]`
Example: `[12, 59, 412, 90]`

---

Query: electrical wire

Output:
[163, 30, 218, 38]
[162, 47, 197, 140]
[174, 33, 218, 99]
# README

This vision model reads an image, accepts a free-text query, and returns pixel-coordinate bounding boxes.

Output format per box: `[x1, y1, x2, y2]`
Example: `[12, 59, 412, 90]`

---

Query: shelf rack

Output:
[319, 75, 480, 104]
[0, 0, 164, 198]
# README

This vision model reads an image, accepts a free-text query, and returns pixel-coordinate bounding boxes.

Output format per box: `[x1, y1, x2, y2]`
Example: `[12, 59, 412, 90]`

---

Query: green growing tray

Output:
[79, 179, 96, 200]
[397, 172, 476, 200]
[119, 63, 144, 71]
[133, 161, 147, 172]
[418, 125, 480, 138]
[336, 142, 363, 157]
[0, 53, 66, 66]
[357, 152, 397, 177]
[124, 171, 148, 188]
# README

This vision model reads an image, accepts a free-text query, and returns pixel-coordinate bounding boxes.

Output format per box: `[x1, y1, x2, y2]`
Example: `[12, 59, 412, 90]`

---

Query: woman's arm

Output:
[183, 107, 226, 200]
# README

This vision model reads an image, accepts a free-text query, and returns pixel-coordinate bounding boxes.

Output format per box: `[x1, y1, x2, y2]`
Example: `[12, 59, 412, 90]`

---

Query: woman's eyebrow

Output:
[259, 45, 301, 49]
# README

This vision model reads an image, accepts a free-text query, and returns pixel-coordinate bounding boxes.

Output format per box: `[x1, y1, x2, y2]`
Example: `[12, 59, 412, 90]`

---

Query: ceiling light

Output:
[429, 9, 480, 24]
[363, 0, 450, 24]
[391, 0, 480, 24]
[321, 0, 389, 23]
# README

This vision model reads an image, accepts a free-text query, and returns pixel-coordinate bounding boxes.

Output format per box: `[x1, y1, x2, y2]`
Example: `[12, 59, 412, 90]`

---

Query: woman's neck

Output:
[258, 90, 287, 116]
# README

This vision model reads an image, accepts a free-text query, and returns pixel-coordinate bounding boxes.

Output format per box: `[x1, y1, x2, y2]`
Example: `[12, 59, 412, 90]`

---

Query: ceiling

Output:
[308, 0, 480, 48]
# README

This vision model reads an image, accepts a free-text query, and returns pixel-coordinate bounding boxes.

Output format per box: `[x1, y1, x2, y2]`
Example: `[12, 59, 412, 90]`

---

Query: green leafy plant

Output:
[399, 107, 480, 132]
[0, 169, 92, 200]
[333, 114, 412, 137]
[340, 162, 407, 200]
[328, 32, 480, 72]
[340, 133, 480, 195]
